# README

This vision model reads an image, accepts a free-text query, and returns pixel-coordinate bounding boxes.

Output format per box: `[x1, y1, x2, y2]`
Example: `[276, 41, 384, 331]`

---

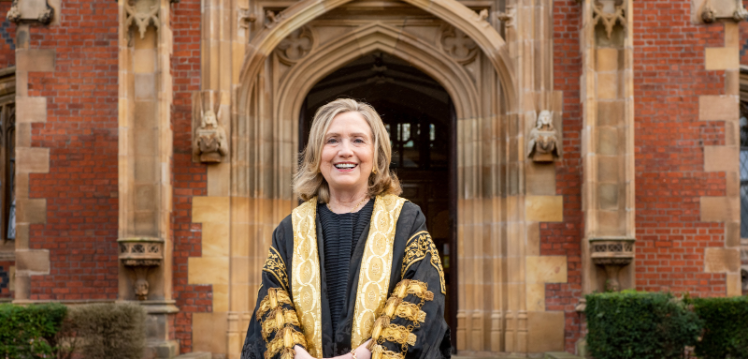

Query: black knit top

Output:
[317, 199, 374, 336]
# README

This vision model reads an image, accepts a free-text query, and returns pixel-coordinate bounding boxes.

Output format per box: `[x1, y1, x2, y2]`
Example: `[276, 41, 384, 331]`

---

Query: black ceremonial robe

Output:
[241, 194, 451, 359]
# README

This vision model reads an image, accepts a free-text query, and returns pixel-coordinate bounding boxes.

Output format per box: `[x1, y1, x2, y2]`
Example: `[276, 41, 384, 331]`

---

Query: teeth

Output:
[335, 163, 356, 169]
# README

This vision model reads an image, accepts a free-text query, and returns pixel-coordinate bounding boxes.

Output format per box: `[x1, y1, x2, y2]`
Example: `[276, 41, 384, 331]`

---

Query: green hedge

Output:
[692, 296, 748, 359]
[65, 303, 146, 359]
[0, 303, 146, 359]
[0, 303, 68, 359]
[585, 291, 702, 359]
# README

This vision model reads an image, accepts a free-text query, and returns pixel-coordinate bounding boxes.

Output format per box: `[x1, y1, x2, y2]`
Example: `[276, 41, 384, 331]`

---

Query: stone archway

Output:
[237, 0, 517, 116]
[229, 3, 529, 357]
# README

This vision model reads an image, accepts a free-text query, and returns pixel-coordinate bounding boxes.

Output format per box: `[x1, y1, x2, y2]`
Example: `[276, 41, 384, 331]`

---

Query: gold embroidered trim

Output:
[392, 279, 434, 302]
[351, 194, 407, 348]
[260, 308, 302, 341]
[265, 326, 307, 359]
[379, 296, 403, 318]
[262, 246, 289, 290]
[402, 231, 446, 294]
[380, 324, 417, 346]
[369, 344, 404, 359]
[393, 302, 426, 324]
[256, 288, 293, 320]
[291, 197, 323, 358]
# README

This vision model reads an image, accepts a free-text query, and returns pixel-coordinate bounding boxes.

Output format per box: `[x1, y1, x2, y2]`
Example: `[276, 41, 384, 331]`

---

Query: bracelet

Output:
[351, 349, 358, 359]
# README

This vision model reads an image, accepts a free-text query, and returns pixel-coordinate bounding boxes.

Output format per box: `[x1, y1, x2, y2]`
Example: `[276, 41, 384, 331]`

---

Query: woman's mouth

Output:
[334, 163, 358, 170]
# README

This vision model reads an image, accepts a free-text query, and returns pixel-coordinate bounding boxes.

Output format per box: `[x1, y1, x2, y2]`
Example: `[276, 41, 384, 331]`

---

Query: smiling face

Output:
[319, 111, 375, 197]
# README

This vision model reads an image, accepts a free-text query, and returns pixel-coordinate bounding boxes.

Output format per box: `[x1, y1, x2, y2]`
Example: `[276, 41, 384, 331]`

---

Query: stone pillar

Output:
[117, 0, 177, 357]
[9, 0, 58, 302]
[692, 0, 746, 297]
[580, 0, 636, 298]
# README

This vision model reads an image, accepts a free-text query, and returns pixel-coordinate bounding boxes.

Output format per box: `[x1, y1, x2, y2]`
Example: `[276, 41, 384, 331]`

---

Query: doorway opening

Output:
[300, 51, 457, 342]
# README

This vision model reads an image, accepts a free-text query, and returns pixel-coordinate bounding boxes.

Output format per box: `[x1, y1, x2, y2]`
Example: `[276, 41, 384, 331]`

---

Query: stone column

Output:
[117, 0, 177, 357]
[580, 0, 636, 298]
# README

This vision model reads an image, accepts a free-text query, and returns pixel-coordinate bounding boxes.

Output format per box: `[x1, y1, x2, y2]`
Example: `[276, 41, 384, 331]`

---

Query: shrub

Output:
[0, 303, 68, 359]
[585, 291, 702, 359]
[65, 303, 146, 359]
[692, 296, 748, 359]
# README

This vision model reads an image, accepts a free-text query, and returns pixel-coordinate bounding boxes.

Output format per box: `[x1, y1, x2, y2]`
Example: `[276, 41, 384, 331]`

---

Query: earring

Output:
[372, 167, 378, 175]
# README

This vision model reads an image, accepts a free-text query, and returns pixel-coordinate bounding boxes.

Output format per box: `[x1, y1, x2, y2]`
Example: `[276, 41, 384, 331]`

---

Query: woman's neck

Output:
[327, 188, 369, 214]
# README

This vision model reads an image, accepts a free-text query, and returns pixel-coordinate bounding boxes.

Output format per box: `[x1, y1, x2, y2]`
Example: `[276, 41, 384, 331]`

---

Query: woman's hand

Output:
[318, 339, 373, 359]
[295, 345, 316, 359]
[350, 339, 372, 359]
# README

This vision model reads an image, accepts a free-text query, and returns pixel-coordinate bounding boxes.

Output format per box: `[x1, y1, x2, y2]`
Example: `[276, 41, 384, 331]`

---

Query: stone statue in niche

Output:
[194, 91, 228, 163]
[527, 110, 560, 163]
[135, 278, 149, 301]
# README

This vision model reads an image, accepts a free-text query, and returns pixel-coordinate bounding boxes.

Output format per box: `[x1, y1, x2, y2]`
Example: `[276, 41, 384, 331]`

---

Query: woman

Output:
[241, 99, 451, 359]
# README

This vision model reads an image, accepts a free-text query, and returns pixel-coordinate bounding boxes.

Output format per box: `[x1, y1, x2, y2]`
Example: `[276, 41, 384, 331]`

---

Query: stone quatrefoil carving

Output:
[440, 25, 478, 64]
[276, 26, 315, 64]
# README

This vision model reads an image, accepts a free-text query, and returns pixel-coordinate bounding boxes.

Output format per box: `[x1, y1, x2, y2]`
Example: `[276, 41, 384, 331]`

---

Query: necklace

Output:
[327, 196, 369, 213]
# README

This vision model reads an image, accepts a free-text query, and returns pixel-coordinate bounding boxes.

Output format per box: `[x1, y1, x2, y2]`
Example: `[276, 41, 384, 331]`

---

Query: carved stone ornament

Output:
[125, 0, 160, 40]
[118, 238, 163, 301]
[6, 0, 55, 25]
[276, 26, 315, 64]
[701, 0, 748, 23]
[238, 7, 257, 29]
[193, 91, 228, 163]
[264, 9, 286, 29]
[440, 25, 479, 64]
[590, 238, 635, 292]
[527, 110, 560, 162]
[592, 0, 626, 40]
[496, 6, 516, 29]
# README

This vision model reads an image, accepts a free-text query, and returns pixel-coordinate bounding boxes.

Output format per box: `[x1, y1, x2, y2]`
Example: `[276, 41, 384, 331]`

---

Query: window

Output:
[0, 67, 15, 243]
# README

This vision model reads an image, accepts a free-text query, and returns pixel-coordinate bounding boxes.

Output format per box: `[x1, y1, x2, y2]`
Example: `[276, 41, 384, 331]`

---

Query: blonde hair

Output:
[294, 98, 402, 202]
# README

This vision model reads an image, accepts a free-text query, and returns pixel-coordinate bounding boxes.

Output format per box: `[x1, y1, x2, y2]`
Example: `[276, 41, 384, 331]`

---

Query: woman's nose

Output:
[338, 139, 354, 156]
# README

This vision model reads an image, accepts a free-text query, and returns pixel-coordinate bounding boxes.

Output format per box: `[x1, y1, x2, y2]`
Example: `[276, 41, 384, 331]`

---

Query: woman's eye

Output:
[326, 138, 337, 144]
[354, 138, 365, 144]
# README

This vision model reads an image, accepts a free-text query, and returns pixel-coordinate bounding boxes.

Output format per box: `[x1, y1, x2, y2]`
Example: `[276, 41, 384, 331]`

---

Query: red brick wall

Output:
[170, 0, 211, 353]
[0, 2, 16, 69]
[633, 1, 727, 297]
[550, 0, 731, 353]
[26, 0, 120, 300]
[549, 0, 584, 353]
[21, 0, 210, 353]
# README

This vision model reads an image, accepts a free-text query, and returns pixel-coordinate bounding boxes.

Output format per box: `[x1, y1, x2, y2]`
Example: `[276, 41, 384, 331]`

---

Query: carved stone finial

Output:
[527, 110, 560, 162]
[477, 9, 489, 22]
[194, 91, 228, 163]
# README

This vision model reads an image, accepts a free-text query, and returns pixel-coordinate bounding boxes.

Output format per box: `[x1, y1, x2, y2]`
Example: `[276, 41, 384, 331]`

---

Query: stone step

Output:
[544, 352, 584, 359]
[174, 352, 212, 359]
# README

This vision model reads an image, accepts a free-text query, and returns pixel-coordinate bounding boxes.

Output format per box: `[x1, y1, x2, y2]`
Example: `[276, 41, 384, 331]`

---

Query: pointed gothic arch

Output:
[237, 0, 517, 116]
